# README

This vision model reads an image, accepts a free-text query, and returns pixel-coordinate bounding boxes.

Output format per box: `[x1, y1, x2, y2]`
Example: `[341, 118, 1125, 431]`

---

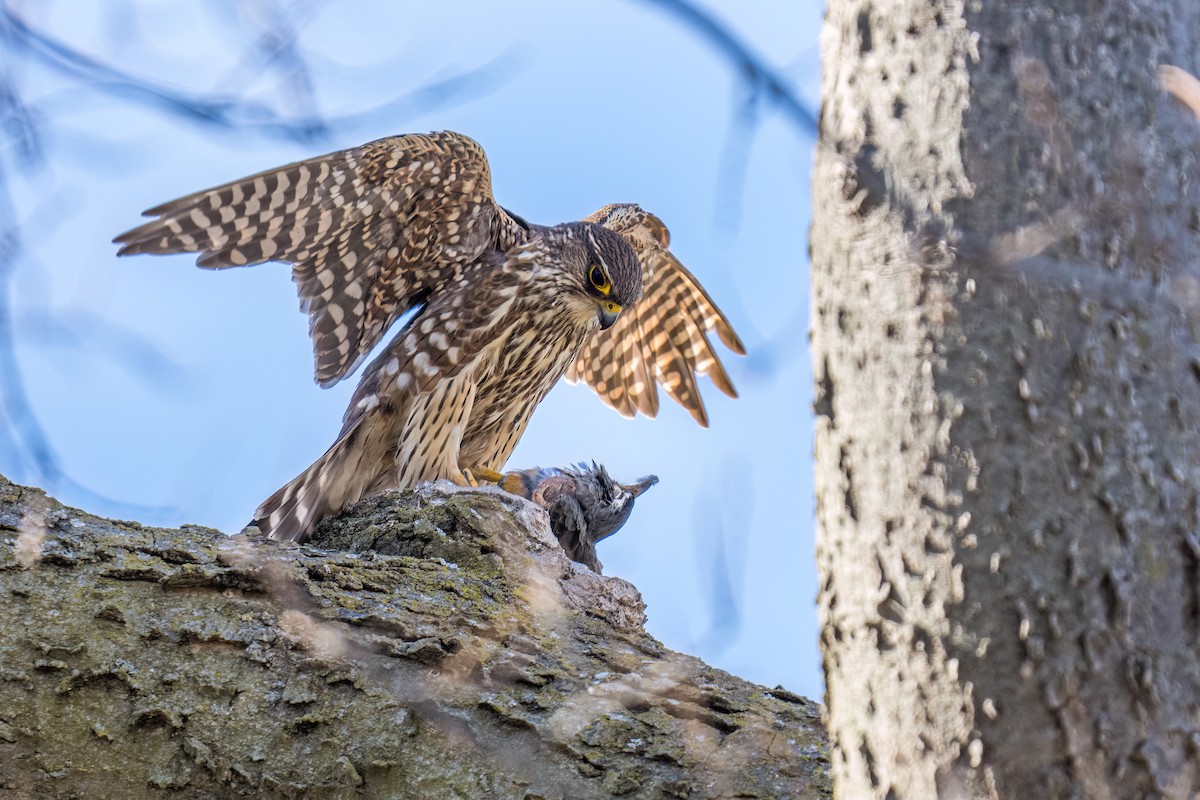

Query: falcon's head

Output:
[554, 222, 643, 331]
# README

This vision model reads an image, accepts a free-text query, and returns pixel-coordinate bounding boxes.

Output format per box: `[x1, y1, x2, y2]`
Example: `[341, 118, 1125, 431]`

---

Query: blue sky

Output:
[3, 0, 822, 698]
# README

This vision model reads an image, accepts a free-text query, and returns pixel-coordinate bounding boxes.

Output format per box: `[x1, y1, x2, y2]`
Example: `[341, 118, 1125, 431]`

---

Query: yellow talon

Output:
[453, 467, 503, 488]
[469, 467, 504, 484]
[447, 469, 475, 487]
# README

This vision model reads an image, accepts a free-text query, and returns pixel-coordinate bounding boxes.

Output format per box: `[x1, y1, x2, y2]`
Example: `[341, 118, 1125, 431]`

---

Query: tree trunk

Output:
[0, 475, 830, 799]
[812, 1, 1200, 797]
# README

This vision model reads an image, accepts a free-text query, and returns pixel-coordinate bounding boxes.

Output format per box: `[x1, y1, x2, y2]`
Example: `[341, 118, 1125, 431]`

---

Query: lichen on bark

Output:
[0, 474, 829, 799]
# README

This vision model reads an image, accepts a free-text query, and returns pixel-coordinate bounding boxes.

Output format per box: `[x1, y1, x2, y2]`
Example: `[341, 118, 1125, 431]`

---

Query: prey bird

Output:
[115, 131, 743, 542]
[501, 463, 658, 573]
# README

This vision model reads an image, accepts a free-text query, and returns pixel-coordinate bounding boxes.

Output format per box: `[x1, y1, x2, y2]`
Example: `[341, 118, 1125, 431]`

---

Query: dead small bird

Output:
[500, 463, 657, 574]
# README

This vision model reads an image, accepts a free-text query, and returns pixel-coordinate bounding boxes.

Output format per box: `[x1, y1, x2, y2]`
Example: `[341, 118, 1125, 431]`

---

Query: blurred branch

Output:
[0, 4, 525, 145]
[17, 308, 190, 390]
[0, 3, 335, 141]
[633, 0, 817, 135]
[0, 69, 56, 486]
[0, 207, 42, 479]
[691, 454, 752, 654]
[0, 189, 168, 516]
[714, 86, 760, 231]
[634, 0, 813, 238]
[217, 0, 324, 118]
[738, 304, 808, 385]
[0, 49, 41, 165]
[0, 64, 161, 512]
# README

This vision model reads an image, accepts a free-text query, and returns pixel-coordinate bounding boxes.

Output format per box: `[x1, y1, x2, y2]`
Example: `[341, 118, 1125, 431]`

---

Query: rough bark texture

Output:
[813, 1, 1200, 797]
[0, 474, 829, 799]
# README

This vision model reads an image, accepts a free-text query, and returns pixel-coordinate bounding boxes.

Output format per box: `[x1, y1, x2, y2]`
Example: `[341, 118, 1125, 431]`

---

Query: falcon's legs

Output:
[467, 466, 504, 484]
[448, 470, 476, 488]
[452, 466, 504, 487]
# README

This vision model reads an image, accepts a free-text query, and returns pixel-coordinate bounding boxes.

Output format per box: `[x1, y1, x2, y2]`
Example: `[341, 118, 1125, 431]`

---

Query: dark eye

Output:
[589, 265, 611, 294]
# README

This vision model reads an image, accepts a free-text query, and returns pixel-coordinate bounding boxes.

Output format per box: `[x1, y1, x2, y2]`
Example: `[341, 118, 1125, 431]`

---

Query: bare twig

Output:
[692, 455, 753, 653]
[217, 0, 325, 119]
[0, 5, 525, 145]
[633, 0, 817, 135]
[714, 88, 760, 230]
[17, 308, 190, 389]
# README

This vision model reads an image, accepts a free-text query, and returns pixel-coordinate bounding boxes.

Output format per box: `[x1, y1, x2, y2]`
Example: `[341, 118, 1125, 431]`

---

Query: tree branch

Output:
[0, 474, 831, 798]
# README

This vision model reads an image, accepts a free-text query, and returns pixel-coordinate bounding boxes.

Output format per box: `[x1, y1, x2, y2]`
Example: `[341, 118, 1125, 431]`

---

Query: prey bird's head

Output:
[567, 462, 658, 544]
[555, 222, 643, 331]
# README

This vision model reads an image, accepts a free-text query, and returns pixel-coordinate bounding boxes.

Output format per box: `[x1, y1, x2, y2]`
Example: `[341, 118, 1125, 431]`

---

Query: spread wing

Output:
[568, 204, 745, 427]
[115, 130, 528, 387]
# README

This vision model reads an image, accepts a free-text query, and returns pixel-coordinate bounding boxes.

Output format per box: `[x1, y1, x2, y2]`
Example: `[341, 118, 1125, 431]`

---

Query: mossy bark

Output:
[813, 1, 1200, 797]
[0, 475, 829, 799]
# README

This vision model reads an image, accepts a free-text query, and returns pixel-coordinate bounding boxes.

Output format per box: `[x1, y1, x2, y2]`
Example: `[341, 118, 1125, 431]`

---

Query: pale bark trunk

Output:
[813, 1, 1200, 797]
[0, 475, 830, 799]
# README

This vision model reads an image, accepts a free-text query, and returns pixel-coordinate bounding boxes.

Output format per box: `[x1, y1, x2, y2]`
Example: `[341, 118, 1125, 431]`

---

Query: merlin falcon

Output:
[115, 131, 744, 542]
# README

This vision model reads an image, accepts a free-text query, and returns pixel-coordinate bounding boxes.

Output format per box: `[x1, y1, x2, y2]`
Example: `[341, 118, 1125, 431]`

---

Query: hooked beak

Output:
[596, 299, 622, 330]
[622, 475, 658, 498]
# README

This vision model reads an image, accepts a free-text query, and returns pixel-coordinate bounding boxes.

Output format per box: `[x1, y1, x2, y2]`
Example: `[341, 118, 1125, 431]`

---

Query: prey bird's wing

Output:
[115, 131, 527, 387]
[568, 204, 745, 427]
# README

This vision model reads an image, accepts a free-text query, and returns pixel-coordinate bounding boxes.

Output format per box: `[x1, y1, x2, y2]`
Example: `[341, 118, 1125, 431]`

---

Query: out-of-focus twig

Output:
[633, 0, 813, 241]
[634, 0, 817, 135]
[0, 5, 525, 145]
[714, 88, 760, 230]
[692, 454, 753, 654]
[17, 309, 190, 389]
[0, 190, 168, 516]
[0, 50, 41, 165]
[1, 4, 333, 142]
[0, 69, 56, 487]
[218, 0, 324, 119]
[0, 216, 42, 479]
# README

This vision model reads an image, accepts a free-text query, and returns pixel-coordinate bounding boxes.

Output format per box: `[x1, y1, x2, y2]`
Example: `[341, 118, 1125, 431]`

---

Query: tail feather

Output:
[250, 429, 369, 542]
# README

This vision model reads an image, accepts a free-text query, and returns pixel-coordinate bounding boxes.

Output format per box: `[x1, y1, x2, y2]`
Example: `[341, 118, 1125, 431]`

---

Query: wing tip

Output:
[313, 340, 368, 389]
[635, 394, 660, 420]
[315, 359, 352, 389]
[112, 238, 169, 258]
[718, 324, 747, 356]
[249, 499, 287, 542]
[711, 377, 738, 401]
[143, 200, 178, 217]
[112, 222, 155, 250]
